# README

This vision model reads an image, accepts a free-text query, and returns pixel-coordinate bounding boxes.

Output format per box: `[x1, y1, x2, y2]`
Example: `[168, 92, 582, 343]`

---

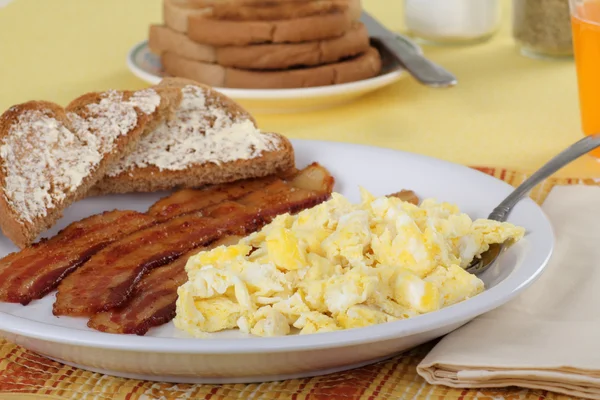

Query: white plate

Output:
[126, 40, 408, 113]
[0, 140, 554, 383]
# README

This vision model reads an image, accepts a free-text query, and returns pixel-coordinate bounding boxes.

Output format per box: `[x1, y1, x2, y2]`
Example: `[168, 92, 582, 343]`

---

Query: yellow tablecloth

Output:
[1, 0, 599, 178]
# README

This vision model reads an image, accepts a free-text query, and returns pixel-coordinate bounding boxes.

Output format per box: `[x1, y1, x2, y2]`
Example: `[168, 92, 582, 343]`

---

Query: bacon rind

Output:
[53, 182, 329, 317]
[0, 210, 156, 305]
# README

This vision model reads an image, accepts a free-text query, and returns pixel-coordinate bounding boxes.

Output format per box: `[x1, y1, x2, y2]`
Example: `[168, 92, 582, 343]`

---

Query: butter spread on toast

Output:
[106, 85, 281, 175]
[0, 89, 160, 223]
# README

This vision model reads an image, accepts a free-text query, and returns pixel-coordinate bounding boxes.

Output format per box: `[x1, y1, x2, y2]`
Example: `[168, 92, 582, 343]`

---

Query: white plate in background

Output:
[0, 140, 553, 384]
[126, 40, 408, 114]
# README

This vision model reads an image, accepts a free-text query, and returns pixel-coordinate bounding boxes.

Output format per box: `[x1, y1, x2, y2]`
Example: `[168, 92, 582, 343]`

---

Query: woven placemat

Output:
[0, 167, 596, 400]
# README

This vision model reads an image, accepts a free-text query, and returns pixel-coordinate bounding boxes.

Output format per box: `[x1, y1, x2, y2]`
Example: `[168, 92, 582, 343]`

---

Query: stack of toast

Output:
[150, 0, 382, 89]
[0, 77, 295, 248]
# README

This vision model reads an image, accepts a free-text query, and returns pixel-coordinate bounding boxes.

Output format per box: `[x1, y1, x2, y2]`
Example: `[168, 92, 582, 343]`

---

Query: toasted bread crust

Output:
[217, 22, 369, 70]
[162, 54, 225, 87]
[164, 0, 211, 33]
[0, 102, 70, 247]
[156, 77, 257, 125]
[149, 24, 217, 63]
[0, 77, 293, 244]
[190, 0, 317, 4]
[347, 0, 362, 20]
[91, 134, 294, 194]
[66, 88, 181, 202]
[161, 46, 382, 89]
[187, 11, 352, 46]
[207, 0, 349, 21]
[151, 23, 369, 70]
[0, 88, 179, 248]
[65, 87, 181, 135]
[91, 78, 289, 195]
[163, 0, 361, 32]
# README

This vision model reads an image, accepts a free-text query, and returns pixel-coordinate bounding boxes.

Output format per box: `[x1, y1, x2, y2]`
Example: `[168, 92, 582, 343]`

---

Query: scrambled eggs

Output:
[174, 189, 525, 337]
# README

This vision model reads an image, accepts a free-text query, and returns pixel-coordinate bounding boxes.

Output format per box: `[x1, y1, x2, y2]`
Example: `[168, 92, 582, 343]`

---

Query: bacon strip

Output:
[87, 235, 242, 335]
[53, 181, 330, 317]
[148, 168, 300, 222]
[0, 210, 156, 305]
[148, 175, 281, 222]
[0, 169, 303, 305]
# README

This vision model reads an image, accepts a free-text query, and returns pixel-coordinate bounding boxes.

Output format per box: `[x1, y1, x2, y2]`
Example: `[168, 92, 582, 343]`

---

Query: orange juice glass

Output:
[571, 0, 600, 157]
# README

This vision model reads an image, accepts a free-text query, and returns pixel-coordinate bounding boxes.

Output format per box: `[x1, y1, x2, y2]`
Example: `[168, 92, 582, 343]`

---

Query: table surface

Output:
[0, 2, 595, 399]
[1, 0, 599, 178]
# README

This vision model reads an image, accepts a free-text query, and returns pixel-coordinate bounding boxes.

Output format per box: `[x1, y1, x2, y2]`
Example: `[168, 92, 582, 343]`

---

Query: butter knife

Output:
[360, 11, 458, 88]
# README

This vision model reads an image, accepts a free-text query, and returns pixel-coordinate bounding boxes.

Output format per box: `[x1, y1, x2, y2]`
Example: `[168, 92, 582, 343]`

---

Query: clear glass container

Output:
[512, 0, 574, 58]
[403, 0, 502, 45]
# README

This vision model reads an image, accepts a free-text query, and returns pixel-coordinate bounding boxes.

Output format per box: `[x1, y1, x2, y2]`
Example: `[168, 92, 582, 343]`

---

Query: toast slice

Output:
[164, 0, 211, 33]
[187, 10, 352, 46]
[150, 22, 369, 70]
[346, 0, 363, 21]
[149, 24, 217, 63]
[0, 88, 179, 248]
[161, 46, 382, 89]
[92, 78, 295, 195]
[163, 0, 360, 32]
[203, 0, 349, 21]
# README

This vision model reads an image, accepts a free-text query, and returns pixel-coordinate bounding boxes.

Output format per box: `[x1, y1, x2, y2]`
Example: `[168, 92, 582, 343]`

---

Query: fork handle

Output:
[488, 133, 600, 222]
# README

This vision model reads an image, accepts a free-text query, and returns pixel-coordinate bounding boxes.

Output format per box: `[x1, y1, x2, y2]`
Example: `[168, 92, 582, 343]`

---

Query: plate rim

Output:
[126, 40, 407, 100]
[0, 139, 555, 354]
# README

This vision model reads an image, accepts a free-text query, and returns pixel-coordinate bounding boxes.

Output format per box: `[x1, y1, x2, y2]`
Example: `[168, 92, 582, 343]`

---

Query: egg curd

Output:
[174, 189, 525, 337]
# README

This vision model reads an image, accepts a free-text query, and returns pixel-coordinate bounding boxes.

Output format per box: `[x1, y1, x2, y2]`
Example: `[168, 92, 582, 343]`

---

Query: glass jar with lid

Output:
[403, 0, 502, 45]
[512, 0, 574, 58]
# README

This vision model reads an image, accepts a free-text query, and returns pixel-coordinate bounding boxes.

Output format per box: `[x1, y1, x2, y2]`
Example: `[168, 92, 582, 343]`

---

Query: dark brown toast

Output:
[91, 78, 295, 195]
[0, 101, 74, 248]
[0, 88, 179, 248]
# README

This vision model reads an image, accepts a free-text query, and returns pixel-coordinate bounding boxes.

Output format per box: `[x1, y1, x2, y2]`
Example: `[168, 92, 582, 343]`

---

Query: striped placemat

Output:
[0, 167, 596, 400]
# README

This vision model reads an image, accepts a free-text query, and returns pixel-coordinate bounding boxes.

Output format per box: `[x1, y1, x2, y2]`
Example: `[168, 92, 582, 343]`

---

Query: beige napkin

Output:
[417, 185, 600, 399]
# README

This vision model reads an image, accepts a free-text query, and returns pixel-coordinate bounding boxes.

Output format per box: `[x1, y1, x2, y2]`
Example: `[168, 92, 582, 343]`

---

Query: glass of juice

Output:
[570, 0, 600, 157]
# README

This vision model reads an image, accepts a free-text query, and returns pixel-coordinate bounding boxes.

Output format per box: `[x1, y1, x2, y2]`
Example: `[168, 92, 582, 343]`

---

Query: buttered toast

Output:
[92, 78, 295, 194]
[0, 88, 179, 247]
[0, 78, 295, 246]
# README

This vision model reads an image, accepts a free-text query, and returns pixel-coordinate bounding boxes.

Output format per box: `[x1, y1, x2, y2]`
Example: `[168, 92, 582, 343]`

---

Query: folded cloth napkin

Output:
[417, 185, 600, 400]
